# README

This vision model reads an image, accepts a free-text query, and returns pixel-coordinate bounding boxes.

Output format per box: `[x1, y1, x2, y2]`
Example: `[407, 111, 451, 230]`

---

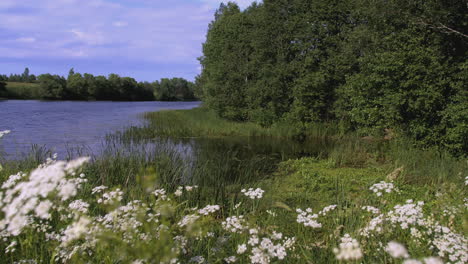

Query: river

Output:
[0, 100, 200, 159]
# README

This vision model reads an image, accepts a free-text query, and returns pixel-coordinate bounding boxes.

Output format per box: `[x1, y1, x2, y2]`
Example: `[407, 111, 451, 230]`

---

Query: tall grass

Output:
[4, 82, 42, 99]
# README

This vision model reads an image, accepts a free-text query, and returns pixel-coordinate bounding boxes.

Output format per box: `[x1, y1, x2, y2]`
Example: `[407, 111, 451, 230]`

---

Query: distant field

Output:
[5, 81, 42, 99]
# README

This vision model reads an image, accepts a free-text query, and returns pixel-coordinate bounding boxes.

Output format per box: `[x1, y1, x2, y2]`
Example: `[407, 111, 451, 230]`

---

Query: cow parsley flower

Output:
[237, 244, 247, 254]
[198, 205, 220, 215]
[241, 188, 265, 199]
[333, 234, 363, 261]
[385, 241, 410, 258]
[369, 181, 397, 196]
[296, 208, 321, 228]
[222, 215, 247, 233]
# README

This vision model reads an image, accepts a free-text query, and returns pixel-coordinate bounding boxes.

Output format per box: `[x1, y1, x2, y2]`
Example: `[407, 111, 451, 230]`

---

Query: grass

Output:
[4, 82, 42, 99]
[0, 108, 466, 263]
[118, 107, 340, 140]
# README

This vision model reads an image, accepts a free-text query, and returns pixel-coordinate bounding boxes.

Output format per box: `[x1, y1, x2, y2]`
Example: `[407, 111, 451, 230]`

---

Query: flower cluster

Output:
[333, 234, 363, 261]
[198, 205, 220, 215]
[241, 188, 265, 200]
[235, 230, 295, 264]
[369, 181, 398, 196]
[222, 215, 248, 233]
[385, 241, 410, 258]
[296, 208, 321, 228]
[0, 157, 89, 236]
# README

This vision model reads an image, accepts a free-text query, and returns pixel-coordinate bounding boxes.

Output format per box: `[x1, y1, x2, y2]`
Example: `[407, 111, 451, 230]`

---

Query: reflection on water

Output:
[100, 134, 333, 186]
[0, 100, 200, 159]
[0, 99, 334, 189]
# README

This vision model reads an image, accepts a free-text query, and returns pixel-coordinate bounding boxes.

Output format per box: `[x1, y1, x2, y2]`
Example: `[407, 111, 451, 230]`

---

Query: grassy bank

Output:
[0, 109, 466, 263]
[4, 82, 42, 99]
[120, 107, 340, 140]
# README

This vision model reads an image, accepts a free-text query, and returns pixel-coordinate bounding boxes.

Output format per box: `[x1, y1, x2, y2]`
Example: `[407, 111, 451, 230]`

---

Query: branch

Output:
[416, 20, 468, 38]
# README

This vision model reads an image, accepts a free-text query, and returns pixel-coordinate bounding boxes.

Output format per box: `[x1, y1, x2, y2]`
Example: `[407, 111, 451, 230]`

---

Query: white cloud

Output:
[0, 0, 259, 80]
[16, 37, 36, 43]
[112, 21, 128, 27]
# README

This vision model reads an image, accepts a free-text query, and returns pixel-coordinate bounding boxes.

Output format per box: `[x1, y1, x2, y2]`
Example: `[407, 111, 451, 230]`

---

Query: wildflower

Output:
[222, 216, 247, 233]
[423, 257, 444, 264]
[97, 188, 124, 204]
[5, 240, 17, 253]
[369, 181, 397, 196]
[68, 200, 90, 213]
[189, 256, 205, 263]
[0, 157, 89, 236]
[403, 260, 422, 264]
[333, 234, 363, 261]
[35, 200, 53, 219]
[91, 185, 108, 194]
[385, 241, 410, 258]
[224, 256, 237, 263]
[178, 214, 200, 227]
[362, 206, 380, 214]
[174, 186, 183, 197]
[271, 231, 282, 240]
[61, 217, 91, 246]
[185, 186, 197, 191]
[237, 244, 247, 254]
[296, 208, 321, 228]
[318, 205, 337, 216]
[266, 210, 277, 217]
[241, 188, 264, 199]
[198, 205, 220, 215]
[153, 189, 167, 200]
[249, 235, 259, 246]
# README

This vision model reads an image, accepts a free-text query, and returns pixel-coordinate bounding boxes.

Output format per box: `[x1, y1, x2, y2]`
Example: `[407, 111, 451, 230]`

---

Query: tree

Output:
[67, 73, 87, 100]
[21, 68, 30, 82]
[38, 74, 67, 100]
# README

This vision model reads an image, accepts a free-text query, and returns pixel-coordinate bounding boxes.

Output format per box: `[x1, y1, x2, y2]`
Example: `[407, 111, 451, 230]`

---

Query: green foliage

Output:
[0, 81, 6, 97]
[199, 0, 468, 156]
[38, 74, 67, 100]
[153, 78, 196, 101]
[3, 82, 42, 99]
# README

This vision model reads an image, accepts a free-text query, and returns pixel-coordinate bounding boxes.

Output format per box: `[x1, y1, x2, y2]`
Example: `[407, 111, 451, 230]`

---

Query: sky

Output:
[0, 0, 257, 81]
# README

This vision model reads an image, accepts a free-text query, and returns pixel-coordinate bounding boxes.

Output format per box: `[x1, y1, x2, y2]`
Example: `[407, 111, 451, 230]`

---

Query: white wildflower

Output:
[68, 200, 89, 213]
[224, 256, 237, 263]
[403, 260, 422, 264]
[222, 216, 247, 233]
[241, 188, 264, 200]
[333, 234, 363, 261]
[237, 244, 247, 254]
[423, 257, 444, 264]
[318, 205, 337, 216]
[189, 256, 205, 263]
[385, 241, 410, 258]
[198, 205, 220, 215]
[369, 181, 397, 196]
[35, 200, 53, 219]
[296, 208, 321, 228]
[178, 214, 200, 227]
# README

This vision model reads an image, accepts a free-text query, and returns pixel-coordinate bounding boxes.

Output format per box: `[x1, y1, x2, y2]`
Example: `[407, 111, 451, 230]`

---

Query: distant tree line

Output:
[198, 1, 467, 156]
[0, 68, 197, 102]
[0, 68, 37, 83]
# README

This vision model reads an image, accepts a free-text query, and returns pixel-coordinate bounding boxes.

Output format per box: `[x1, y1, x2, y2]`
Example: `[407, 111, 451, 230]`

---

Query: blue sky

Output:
[0, 0, 257, 81]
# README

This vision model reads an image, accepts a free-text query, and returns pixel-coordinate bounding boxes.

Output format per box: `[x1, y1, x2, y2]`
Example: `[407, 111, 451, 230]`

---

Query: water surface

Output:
[0, 100, 200, 159]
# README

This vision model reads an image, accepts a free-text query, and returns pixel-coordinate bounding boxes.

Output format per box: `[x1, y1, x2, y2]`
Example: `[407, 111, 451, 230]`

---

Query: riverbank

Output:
[0, 108, 466, 263]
